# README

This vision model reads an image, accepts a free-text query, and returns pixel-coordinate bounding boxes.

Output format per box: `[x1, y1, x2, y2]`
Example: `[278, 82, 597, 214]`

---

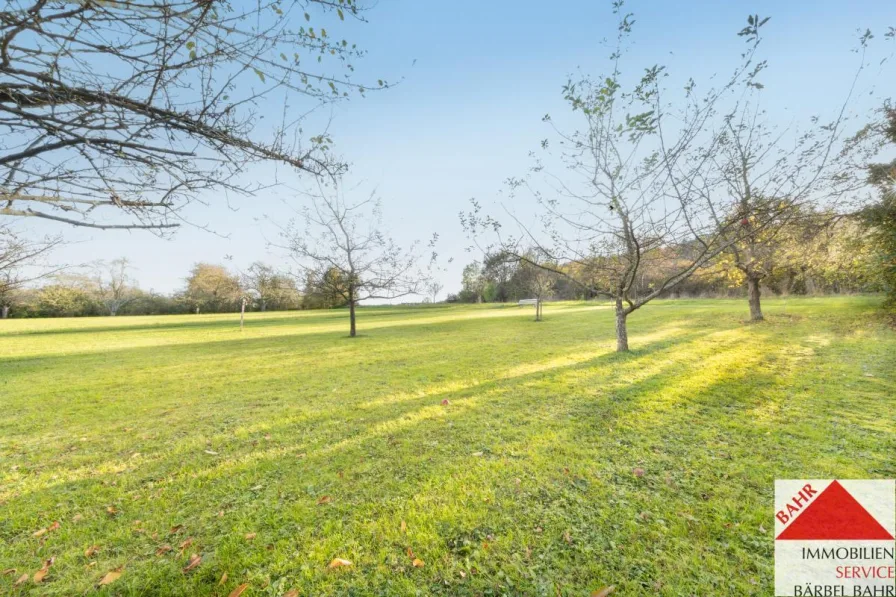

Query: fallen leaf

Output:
[98, 569, 122, 586]
[179, 537, 194, 552]
[156, 544, 172, 556]
[219, 572, 228, 585]
[14, 573, 28, 586]
[249, 485, 263, 491]
[412, 558, 424, 568]
[183, 553, 202, 573]
[218, 510, 225, 518]
[440, 399, 449, 405]
[2, 568, 16, 575]
[170, 524, 184, 534]
[264, 434, 272, 440]
[564, 530, 572, 544]
[229, 583, 250, 597]
[459, 570, 466, 579]
[32, 528, 47, 538]
[72, 513, 84, 522]
[47, 521, 60, 532]
[106, 506, 118, 516]
[204, 450, 219, 455]
[633, 467, 645, 478]
[282, 591, 299, 597]
[32, 557, 54, 583]
[406, 547, 415, 559]
[85, 545, 100, 558]
[400, 520, 407, 533]
[244, 532, 256, 541]
[327, 558, 352, 569]
[471, 451, 483, 457]
[317, 495, 331, 505]
[759, 524, 767, 534]
[591, 586, 615, 597]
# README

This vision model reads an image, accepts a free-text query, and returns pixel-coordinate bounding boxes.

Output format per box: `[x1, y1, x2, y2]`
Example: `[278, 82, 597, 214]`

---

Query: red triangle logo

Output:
[777, 480, 894, 540]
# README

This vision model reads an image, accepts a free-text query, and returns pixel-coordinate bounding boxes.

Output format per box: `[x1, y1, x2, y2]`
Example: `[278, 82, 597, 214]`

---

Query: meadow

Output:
[0, 297, 893, 596]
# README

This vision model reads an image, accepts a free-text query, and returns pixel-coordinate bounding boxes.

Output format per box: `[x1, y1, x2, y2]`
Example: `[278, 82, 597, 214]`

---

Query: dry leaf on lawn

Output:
[156, 544, 172, 556]
[400, 520, 407, 533]
[98, 569, 122, 586]
[218, 572, 228, 586]
[32, 528, 47, 538]
[317, 495, 331, 505]
[14, 573, 28, 586]
[282, 590, 298, 597]
[2, 568, 16, 575]
[412, 558, 424, 568]
[327, 558, 352, 569]
[244, 532, 256, 541]
[85, 545, 100, 558]
[32, 558, 54, 583]
[591, 586, 616, 597]
[179, 537, 194, 552]
[228, 583, 250, 597]
[183, 554, 202, 573]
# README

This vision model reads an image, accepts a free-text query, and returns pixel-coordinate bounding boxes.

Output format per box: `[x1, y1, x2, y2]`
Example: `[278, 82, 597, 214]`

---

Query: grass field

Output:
[1, 297, 894, 596]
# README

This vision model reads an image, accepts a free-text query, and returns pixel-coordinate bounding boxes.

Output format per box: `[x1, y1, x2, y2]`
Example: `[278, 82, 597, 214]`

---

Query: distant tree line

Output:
[453, 212, 883, 304]
[0, 259, 388, 319]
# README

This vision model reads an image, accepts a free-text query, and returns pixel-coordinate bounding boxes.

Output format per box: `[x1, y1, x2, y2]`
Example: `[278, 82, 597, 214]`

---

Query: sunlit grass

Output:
[0, 297, 893, 595]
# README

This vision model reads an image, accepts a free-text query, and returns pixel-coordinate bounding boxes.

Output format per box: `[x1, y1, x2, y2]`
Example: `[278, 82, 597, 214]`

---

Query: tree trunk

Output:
[747, 276, 763, 321]
[349, 299, 357, 337]
[535, 299, 541, 322]
[1, 305, 8, 319]
[615, 299, 629, 352]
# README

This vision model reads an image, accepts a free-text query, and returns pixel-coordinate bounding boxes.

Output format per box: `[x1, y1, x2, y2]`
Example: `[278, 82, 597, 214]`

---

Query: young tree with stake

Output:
[285, 184, 434, 337]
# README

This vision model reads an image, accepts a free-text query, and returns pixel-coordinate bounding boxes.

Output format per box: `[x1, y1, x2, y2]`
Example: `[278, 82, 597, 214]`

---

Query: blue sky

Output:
[24, 0, 895, 297]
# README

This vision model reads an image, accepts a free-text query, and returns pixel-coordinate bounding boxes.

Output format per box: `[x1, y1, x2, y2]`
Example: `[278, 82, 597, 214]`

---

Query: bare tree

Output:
[93, 258, 139, 316]
[426, 280, 443, 303]
[0, 226, 63, 317]
[701, 65, 882, 320]
[463, 8, 766, 351]
[519, 255, 556, 322]
[241, 262, 277, 312]
[0, 1, 387, 230]
[284, 184, 432, 336]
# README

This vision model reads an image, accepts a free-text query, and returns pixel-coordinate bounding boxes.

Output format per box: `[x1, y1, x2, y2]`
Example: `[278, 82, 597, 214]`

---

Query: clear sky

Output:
[19, 0, 895, 298]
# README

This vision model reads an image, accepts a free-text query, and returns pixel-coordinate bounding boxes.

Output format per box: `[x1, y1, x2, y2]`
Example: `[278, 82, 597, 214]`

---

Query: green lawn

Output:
[1, 297, 894, 596]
